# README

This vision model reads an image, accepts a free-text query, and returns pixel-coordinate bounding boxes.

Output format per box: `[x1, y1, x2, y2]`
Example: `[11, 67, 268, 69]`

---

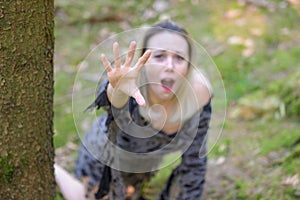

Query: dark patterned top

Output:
[75, 79, 212, 200]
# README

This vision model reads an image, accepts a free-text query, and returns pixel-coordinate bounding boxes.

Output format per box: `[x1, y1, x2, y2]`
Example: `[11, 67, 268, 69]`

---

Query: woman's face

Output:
[144, 31, 190, 103]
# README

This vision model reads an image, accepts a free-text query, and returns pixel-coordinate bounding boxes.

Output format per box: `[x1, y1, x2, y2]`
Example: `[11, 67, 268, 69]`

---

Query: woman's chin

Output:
[158, 88, 176, 101]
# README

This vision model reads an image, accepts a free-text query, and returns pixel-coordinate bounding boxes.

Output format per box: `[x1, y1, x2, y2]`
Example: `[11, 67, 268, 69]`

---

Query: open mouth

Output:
[161, 79, 174, 92]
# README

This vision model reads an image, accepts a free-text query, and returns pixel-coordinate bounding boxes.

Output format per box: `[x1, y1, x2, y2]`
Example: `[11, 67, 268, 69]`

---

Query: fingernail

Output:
[138, 98, 146, 106]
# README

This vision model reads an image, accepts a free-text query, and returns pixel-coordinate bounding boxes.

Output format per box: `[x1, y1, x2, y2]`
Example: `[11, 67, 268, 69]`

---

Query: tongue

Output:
[161, 80, 174, 89]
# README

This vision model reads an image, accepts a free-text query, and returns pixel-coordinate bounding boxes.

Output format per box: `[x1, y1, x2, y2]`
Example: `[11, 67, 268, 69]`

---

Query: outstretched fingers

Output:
[113, 42, 121, 69]
[124, 41, 137, 67]
[134, 50, 152, 72]
[101, 54, 112, 73]
[132, 89, 146, 106]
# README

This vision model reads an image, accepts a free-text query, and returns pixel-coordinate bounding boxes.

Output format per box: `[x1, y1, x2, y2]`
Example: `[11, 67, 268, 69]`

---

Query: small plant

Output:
[0, 154, 14, 184]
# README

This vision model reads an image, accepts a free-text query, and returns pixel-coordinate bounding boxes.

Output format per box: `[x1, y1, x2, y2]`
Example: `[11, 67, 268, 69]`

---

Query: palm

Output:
[106, 65, 138, 95]
[101, 41, 151, 105]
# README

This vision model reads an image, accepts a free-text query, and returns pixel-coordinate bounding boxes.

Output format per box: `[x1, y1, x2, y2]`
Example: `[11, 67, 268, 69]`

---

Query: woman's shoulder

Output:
[190, 73, 212, 108]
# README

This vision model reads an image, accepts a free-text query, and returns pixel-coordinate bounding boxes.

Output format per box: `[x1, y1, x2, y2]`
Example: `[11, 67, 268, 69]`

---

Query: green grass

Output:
[54, 72, 77, 148]
[283, 144, 300, 174]
[249, 118, 300, 176]
[208, 138, 231, 158]
[257, 122, 299, 154]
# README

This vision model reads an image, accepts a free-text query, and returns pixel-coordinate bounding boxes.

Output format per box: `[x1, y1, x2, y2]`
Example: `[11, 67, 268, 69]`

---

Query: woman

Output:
[56, 20, 212, 200]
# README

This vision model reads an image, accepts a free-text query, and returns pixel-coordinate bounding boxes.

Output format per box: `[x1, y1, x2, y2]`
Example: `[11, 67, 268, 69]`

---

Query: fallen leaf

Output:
[282, 174, 300, 187]
[224, 9, 242, 19]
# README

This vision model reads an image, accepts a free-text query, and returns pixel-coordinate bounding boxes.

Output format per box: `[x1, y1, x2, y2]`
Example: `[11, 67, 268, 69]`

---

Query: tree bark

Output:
[0, 0, 55, 199]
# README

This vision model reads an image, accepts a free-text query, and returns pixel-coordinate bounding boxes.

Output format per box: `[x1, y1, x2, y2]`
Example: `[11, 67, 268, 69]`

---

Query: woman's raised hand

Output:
[101, 41, 151, 106]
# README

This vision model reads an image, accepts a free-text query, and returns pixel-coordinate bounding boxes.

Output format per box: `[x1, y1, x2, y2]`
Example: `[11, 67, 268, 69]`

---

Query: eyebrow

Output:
[151, 49, 187, 56]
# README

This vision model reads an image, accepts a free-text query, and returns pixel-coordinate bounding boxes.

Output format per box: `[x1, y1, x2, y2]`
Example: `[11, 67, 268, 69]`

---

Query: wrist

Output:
[107, 83, 129, 108]
[108, 83, 127, 97]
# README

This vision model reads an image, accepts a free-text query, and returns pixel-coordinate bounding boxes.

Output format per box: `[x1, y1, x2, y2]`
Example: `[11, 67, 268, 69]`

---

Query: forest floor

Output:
[55, 112, 300, 200]
[54, 0, 300, 199]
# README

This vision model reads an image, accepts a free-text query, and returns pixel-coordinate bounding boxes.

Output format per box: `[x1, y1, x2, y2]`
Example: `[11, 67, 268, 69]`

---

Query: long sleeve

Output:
[86, 79, 110, 110]
[85, 79, 116, 128]
[159, 103, 212, 200]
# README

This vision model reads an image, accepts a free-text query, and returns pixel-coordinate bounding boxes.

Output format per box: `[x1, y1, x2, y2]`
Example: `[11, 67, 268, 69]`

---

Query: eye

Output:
[175, 55, 185, 62]
[153, 54, 164, 60]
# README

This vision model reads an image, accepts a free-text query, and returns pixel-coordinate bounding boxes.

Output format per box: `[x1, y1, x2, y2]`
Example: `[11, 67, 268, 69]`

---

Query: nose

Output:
[165, 56, 174, 70]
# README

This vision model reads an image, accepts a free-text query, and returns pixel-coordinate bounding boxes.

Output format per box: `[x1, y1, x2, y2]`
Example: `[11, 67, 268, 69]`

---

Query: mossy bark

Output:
[0, 0, 55, 199]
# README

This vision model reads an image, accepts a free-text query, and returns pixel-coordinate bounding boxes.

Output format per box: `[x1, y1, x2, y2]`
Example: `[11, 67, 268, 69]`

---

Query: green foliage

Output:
[251, 119, 300, 176]
[233, 180, 249, 199]
[0, 154, 14, 184]
[259, 125, 300, 154]
[214, 50, 259, 100]
[267, 70, 300, 117]
[283, 144, 300, 174]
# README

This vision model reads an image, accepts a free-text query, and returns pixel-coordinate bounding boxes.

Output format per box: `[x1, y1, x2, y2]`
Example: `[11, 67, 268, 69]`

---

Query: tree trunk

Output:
[0, 0, 55, 199]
